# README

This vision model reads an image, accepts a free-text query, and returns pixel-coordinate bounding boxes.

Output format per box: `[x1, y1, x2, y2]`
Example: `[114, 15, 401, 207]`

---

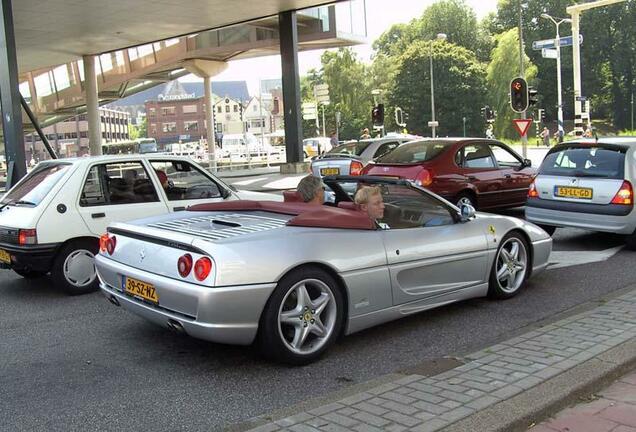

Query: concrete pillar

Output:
[279, 10, 306, 173]
[203, 75, 216, 172]
[0, 0, 26, 187]
[83, 55, 102, 155]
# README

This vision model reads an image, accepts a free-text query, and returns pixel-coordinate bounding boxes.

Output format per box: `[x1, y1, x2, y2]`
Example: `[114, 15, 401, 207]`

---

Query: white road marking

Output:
[233, 177, 268, 186]
[262, 175, 307, 190]
[548, 245, 624, 270]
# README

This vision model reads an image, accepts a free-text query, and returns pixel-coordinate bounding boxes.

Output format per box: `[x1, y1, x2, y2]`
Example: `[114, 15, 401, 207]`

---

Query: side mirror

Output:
[522, 158, 532, 167]
[459, 203, 476, 222]
[228, 184, 238, 192]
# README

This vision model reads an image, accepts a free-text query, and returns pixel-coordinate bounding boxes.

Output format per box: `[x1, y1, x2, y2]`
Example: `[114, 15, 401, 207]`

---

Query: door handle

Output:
[91, 212, 105, 219]
[467, 176, 477, 181]
[504, 174, 512, 178]
[173, 206, 186, 211]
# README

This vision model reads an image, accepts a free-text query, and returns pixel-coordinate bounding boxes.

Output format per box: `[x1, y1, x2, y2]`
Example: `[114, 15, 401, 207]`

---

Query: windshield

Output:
[539, 145, 625, 179]
[139, 142, 158, 154]
[377, 140, 450, 163]
[1, 163, 72, 206]
[327, 141, 371, 156]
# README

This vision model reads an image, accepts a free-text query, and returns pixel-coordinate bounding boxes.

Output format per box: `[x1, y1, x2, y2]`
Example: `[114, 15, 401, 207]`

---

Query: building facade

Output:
[25, 108, 130, 161]
[145, 97, 207, 146]
[213, 97, 245, 135]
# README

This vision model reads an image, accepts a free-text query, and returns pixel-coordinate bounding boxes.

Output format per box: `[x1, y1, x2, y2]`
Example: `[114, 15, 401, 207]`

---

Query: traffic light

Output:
[480, 106, 486, 118]
[510, 77, 529, 113]
[486, 106, 496, 122]
[372, 104, 384, 127]
[528, 87, 538, 107]
[538, 108, 546, 123]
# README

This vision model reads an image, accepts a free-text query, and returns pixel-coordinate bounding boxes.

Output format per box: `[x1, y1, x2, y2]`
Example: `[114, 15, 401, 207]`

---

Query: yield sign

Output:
[513, 118, 533, 137]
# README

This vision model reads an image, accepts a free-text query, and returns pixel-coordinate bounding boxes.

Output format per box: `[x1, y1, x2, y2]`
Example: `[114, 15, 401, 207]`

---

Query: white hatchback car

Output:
[526, 137, 636, 249]
[0, 155, 277, 294]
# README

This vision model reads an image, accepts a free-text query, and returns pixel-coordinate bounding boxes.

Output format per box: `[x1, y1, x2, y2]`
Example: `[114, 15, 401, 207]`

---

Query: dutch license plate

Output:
[0, 249, 10, 264]
[554, 186, 593, 199]
[125, 277, 159, 303]
[320, 167, 340, 176]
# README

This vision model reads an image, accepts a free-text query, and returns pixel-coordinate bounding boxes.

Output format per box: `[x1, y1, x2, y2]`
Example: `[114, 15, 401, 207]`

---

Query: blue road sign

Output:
[532, 34, 583, 50]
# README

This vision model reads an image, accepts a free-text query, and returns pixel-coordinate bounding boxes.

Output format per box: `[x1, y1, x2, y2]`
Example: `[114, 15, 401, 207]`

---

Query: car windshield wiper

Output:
[0, 199, 36, 211]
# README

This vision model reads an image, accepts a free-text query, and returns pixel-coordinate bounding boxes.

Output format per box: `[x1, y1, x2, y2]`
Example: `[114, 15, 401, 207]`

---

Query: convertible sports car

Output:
[95, 176, 552, 364]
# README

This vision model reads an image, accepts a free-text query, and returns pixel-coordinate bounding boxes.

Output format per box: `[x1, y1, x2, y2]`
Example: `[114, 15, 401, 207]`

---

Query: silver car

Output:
[310, 136, 414, 177]
[96, 176, 551, 364]
[526, 137, 636, 249]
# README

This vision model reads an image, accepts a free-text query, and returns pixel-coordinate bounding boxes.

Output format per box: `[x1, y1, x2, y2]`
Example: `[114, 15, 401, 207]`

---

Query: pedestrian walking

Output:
[540, 127, 550, 147]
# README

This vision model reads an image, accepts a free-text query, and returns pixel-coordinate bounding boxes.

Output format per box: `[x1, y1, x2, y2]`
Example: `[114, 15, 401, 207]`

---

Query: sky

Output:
[181, 0, 498, 95]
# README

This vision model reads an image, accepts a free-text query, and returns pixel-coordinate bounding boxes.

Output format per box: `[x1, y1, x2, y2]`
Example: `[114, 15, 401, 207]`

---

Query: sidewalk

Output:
[532, 370, 636, 432]
[234, 286, 636, 432]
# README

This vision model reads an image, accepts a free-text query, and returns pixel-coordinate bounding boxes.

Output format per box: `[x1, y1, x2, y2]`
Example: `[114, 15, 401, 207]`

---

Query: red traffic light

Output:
[510, 77, 529, 113]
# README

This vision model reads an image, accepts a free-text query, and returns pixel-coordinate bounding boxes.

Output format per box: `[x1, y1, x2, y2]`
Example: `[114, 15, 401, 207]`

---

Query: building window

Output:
[162, 122, 176, 133]
[225, 105, 230, 113]
[150, 123, 157, 135]
[217, 106, 222, 113]
[233, 105, 238, 113]
[253, 105, 258, 112]
[182, 105, 198, 114]
[184, 121, 199, 132]
[148, 107, 156, 116]
[215, 123, 223, 133]
[80, 131, 88, 138]
[161, 106, 176, 116]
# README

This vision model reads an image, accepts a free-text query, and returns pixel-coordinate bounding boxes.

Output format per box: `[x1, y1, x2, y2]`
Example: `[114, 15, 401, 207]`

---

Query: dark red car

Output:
[361, 138, 536, 210]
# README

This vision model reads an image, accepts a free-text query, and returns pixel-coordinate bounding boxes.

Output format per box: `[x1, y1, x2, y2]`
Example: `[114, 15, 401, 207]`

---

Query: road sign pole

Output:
[556, 24, 564, 142]
[518, 0, 528, 157]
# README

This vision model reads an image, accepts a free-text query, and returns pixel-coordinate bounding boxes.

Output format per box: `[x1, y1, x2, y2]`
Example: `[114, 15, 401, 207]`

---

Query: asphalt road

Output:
[0, 223, 633, 431]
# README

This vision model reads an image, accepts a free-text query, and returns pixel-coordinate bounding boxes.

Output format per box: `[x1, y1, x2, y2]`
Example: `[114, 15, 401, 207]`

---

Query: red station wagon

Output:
[361, 138, 536, 210]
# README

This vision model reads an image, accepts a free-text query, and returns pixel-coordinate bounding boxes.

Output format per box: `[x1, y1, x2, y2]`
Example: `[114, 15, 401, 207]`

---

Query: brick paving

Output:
[245, 290, 636, 432]
[533, 370, 636, 432]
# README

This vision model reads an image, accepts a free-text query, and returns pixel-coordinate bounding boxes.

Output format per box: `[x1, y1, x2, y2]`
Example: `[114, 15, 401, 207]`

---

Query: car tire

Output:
[51, 239, 99, 295]
[488, 232, 530, 299]
[537, 224, 556, 236]
[626, 230, 636, 251]
[456, 191, 477, 209]
[258, 267, 345, 365]
[13, 268, 47, 279]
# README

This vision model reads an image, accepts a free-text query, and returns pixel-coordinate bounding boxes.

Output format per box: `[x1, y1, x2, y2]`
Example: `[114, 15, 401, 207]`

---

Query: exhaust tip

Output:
[167, 319, 185, 334]
[109, 295, 120, 307]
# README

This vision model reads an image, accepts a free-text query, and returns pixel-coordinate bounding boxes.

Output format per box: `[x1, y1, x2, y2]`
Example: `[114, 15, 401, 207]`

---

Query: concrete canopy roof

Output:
[12, 0, 343, 72]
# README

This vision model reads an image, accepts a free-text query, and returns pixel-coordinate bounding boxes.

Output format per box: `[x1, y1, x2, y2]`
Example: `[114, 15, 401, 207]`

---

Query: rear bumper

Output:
[526, 200, 636, 235]
[0, 242, 59, 272]
[95, 255, 276, 345]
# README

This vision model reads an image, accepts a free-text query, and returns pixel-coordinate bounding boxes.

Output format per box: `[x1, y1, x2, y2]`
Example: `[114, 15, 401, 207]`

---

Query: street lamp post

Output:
[541, 13, 571, 143]
[430, 33, 447, 138]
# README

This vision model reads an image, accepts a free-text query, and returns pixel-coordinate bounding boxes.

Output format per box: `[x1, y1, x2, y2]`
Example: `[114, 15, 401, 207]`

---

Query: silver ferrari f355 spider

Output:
[95, 176, 552, 364]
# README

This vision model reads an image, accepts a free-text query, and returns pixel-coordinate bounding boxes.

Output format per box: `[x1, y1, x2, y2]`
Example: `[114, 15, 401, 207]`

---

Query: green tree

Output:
[389, 40, 488, 137]
[487, 28, 538, 139]
[374, 0, 493, 63]
[137, 117, 147, 138]
[128, 123, 139, 140]
[319, 48, 373, 140]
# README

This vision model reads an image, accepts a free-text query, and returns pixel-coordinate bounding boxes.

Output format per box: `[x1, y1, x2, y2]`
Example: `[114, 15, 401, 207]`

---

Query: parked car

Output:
[0, 155, 279, 295]
[303, 137, 333, 158]
[311, 135, 414, 178]
[526, 137, 636, 248]
[95, 175, 551, 364]
[362, 138, 535, 210]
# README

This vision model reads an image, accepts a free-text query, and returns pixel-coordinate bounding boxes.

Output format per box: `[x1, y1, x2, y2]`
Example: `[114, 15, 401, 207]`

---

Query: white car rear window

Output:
[1, 163, 71, 206]
[539, 145, 625, 179]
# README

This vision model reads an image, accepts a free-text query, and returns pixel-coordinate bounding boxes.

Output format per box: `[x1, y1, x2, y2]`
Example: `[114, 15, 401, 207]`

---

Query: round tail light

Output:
[350, 160, 364, 176]
[106, 235, 117, 255]
[194, 257, 213, 281]
[177, 254, 193, 278]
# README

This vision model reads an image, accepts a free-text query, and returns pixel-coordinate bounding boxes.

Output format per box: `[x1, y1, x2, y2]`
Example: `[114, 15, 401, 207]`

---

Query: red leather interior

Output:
[188, 200, 375, 230]
[337, 201, 360, 211]
[283, 190, 303, 202]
